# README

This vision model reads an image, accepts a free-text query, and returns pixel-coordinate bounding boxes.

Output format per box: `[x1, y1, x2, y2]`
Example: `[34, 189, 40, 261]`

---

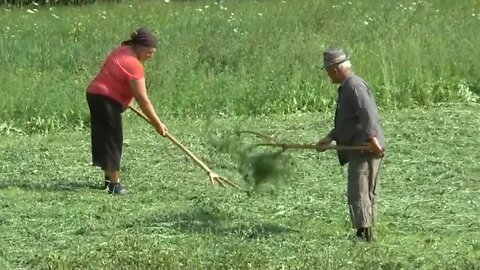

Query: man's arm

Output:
[348, 83, 383, 154]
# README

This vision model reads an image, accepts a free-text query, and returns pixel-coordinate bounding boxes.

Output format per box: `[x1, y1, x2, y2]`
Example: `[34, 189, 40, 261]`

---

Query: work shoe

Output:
[353, 228, 366, 241]
[108, 183, 127, 195]
[364, 227, 374, 242]
[352, 228, 374, 242]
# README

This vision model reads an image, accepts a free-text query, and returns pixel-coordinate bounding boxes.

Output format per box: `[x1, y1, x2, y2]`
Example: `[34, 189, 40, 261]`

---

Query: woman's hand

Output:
[155, 122, 168, 137]
[130, 78, 168, 137]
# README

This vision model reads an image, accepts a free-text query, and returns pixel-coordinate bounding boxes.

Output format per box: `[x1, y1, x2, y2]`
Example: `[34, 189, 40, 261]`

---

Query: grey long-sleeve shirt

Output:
[328, 74, 386, 165]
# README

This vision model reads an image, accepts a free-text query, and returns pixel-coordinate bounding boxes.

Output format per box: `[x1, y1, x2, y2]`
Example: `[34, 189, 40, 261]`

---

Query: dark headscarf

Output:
[121, 27, 157, 48]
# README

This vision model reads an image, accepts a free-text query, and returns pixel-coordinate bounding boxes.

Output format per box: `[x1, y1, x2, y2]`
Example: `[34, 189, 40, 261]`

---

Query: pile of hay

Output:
[209, 130, 296, 191]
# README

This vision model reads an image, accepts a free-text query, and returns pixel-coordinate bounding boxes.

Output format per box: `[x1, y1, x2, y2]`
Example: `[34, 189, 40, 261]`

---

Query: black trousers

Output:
[86, 93, 123, 171]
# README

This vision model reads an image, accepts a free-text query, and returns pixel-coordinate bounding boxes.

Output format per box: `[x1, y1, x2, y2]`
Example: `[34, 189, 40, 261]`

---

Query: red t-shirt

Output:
[87, 46, 144, 107]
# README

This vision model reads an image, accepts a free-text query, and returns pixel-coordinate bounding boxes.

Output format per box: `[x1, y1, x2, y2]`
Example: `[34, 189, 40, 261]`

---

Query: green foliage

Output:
[209, 130, 295, 192]
[1, 0, 123, 6]
[239, 148, 295, 190]
[0, 0, 479, 135]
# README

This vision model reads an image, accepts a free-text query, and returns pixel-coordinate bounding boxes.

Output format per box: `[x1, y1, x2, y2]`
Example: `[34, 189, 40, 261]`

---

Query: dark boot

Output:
[356, 228, 365, 238]
[108, 182, 127, 195]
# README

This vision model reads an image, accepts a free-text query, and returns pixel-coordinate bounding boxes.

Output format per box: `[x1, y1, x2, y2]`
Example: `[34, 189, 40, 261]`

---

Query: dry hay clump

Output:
[209, 130, 296, 191]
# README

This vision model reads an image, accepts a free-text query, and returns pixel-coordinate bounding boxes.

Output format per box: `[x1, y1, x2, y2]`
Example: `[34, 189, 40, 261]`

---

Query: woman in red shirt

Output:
[86, 27, 167, 195]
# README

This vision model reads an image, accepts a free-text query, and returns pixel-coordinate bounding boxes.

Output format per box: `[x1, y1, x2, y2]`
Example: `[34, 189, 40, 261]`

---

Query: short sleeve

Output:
[115, 56, 144, 81]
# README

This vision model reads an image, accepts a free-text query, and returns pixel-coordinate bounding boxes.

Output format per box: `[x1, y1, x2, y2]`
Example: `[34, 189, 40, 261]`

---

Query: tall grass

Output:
[0, 0, 479, 133]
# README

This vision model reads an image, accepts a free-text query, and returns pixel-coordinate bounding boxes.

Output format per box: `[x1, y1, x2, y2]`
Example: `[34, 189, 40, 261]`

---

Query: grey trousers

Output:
[347, 153, 383, 228]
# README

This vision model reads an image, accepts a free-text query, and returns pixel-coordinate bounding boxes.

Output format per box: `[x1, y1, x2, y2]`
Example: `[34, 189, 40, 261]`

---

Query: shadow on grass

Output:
[0, 179, 101, 192]
[139, 206, 299, 239]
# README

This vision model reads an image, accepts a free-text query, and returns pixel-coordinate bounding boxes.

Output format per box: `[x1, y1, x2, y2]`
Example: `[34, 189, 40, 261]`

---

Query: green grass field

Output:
[0, 0, 479, 133]
[1, 0, 480, 269]
[1, 104, 479, 269]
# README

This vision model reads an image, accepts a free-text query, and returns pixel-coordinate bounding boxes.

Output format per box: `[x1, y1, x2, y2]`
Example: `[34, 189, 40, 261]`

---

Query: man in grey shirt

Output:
[316, 48, 386, 242]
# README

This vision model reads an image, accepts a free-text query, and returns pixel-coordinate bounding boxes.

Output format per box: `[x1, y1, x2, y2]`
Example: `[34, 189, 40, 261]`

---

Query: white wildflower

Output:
[52, 13, 59, 19]
[164, 0, 170, 2]
[32, 1, 39, 6]
[27, 9, 35, 14]
[363, 21, 369, 25]
[205, 5, 209, 9]
[258, 13, 263, 16]
[233, 28, 238, 33]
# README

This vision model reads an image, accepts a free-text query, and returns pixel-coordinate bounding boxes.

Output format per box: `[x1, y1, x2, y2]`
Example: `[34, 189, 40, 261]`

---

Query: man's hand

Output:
[369, 137, 384, 156]
[316, 135, 333, 152]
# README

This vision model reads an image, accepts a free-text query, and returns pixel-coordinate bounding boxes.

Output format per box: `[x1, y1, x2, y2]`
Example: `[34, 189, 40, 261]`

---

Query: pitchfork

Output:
[235, 130, 372, 152]
[129, 106, 239, 189]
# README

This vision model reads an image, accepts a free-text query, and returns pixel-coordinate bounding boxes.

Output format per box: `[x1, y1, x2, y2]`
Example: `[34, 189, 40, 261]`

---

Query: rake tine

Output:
[209, 172, 240, 189]
[235, 130, 277, 143]
[218, 176, 241, 189]
[214, 178, 227, 188]
[208, 172, 228, 189]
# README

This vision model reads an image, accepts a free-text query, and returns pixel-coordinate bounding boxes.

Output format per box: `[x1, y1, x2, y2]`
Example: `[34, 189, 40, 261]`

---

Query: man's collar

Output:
[340, 73, 354, 87]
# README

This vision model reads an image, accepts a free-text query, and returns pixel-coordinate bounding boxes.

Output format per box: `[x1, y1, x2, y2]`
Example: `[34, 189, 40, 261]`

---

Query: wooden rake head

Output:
[208, 171, 240, 189]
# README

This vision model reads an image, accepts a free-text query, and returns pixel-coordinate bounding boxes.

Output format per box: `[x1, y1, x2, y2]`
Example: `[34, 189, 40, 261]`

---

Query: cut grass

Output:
[0, 104, 479, 269]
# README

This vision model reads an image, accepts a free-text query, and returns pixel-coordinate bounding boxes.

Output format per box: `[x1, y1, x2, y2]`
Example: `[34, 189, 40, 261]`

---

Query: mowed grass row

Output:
[1, 0, 480, 133]
[0, 104, 479, 269]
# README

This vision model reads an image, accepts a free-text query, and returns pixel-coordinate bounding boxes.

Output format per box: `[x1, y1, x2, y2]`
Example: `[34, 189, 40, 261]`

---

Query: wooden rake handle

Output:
[128, 106, 240, 189]
[128, 106, 213, 174]
[255, 143, 372, 151]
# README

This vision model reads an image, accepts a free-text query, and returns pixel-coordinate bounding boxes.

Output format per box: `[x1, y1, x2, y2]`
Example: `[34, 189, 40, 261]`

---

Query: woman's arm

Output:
[129, 78, 167, 136]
